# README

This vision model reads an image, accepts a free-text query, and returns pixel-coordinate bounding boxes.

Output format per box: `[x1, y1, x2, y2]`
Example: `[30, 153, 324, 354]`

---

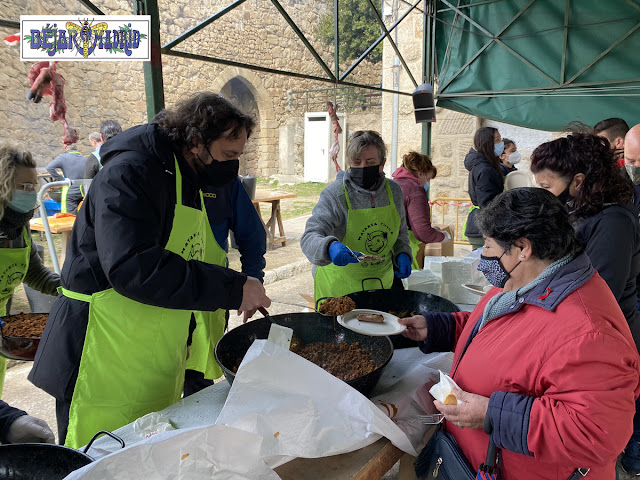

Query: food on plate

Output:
[1, 313, 49, 338]
[357, 313, 384, 323]
[318, 296, 356, 316]
[296, 341, 376, 381]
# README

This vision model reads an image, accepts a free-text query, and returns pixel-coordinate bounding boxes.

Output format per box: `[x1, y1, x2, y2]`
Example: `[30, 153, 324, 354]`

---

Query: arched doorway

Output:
[220, 77, 260, 176]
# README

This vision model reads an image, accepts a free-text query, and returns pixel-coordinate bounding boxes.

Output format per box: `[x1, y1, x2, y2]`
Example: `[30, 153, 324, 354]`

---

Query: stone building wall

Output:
[0, 0, 381, 177]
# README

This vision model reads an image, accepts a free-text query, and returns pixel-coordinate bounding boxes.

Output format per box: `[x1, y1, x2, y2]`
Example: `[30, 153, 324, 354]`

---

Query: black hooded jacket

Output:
[29, 124, 247, 400]
[464, 148, 504, 237]
[573, 202, 640, 350]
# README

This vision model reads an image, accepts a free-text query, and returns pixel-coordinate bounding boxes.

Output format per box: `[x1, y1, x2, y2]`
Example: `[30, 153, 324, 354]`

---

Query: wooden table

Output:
[29, 216, 75, 266]
[252, 192, 297, 249]
[275, 437, 419, 480]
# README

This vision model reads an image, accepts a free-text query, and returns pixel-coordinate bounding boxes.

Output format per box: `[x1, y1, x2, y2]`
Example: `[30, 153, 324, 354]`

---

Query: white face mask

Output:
[507, 151, 522, 165]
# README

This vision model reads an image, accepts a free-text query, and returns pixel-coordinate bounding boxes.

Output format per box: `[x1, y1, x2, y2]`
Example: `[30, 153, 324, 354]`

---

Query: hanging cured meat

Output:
[26, 61, 79, 146]
[327, 101, 342, 173]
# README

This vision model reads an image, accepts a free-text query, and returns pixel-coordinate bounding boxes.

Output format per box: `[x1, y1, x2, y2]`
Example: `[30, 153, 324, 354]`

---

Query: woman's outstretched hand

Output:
[398, 314, 428, 342]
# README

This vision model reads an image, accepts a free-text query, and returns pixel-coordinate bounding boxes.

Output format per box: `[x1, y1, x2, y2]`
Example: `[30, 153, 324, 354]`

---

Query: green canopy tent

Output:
[433, 0, 640, 131]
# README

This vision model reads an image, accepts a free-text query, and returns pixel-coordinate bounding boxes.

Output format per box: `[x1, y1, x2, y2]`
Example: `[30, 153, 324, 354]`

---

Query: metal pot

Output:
[0, 313, 49, 361]
[215, 312, 393, 397]
[0, 430, 124, 480]
[346, 290, 460, 314]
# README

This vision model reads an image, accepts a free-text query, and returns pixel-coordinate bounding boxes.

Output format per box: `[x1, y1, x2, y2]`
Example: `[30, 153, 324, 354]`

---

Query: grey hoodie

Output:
[301, 169, 411, 270]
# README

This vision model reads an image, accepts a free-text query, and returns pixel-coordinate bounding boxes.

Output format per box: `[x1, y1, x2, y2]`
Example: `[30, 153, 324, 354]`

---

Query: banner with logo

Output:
[20, 15, 151, 61]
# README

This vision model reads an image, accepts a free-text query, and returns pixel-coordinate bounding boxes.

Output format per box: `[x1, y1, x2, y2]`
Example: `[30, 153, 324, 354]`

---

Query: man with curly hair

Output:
[29, 93, 271, 448]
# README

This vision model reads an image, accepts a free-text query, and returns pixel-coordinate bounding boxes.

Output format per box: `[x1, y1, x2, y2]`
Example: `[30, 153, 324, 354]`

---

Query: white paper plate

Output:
[337, 309, 405, 336]
[461, 284, 492, 296]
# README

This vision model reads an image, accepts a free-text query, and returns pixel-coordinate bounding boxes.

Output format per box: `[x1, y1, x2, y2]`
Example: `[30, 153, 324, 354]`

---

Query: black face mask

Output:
[350, 165, 380, 190]
[557, 184, 572, 205]
[0, 207, 34, 240]
[197, 149, 239, 187]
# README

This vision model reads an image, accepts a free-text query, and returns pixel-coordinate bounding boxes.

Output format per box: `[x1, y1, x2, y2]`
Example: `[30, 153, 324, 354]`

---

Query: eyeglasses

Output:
[15, 183, 37, 192]
[348, 130, 381, 141]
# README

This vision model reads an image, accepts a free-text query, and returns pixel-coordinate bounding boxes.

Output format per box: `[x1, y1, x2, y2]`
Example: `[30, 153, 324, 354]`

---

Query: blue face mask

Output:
[424, 181, 430, 194]
[478, 252, 521, 288]
[494, 141, 505, 157]
[9, 190, 38, 214]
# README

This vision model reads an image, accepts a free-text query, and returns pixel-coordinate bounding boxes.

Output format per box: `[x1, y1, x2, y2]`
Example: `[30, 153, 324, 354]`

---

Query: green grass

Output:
[256, 178, 327, 220]
[256, 178, 327, 197]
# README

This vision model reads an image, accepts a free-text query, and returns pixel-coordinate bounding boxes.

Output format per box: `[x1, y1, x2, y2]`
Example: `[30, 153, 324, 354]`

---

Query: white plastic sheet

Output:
[369, 350, 454, 451]
[216, 340, 417, 467]
[63, 425, 280, 480]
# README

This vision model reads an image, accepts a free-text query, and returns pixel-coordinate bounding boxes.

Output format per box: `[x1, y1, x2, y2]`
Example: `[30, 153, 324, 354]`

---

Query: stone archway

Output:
[211, 68, 278, 177]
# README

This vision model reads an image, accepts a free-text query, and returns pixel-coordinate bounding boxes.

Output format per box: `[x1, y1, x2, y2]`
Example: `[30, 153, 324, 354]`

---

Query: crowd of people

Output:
[1, 92, 639, 479]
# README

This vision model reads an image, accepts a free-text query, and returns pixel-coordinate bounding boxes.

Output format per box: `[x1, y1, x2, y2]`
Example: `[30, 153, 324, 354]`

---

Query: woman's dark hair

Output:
[158, 93, 255, 149]
[502, 138, 515, 151]
[473, 127, 502, 175]
[530, 133, 633, 218]
[477, 188, 581, 261]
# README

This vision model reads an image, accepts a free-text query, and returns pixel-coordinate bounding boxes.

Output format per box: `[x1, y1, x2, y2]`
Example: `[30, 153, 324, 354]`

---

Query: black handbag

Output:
[414, 427, 476, 479]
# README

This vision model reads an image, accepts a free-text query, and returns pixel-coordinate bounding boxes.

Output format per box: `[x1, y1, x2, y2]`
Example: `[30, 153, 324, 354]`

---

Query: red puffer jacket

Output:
[442, 256, 640, 480]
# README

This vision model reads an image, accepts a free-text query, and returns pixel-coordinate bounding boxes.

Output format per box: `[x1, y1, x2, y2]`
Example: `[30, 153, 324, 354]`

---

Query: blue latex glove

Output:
[329, 241, 361, 267]
[395, 253, 412, 279]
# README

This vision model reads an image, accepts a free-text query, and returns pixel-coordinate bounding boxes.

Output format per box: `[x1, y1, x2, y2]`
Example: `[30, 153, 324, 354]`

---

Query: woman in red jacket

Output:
[392, 151, 447, 269]
[400, 187, 640, 480]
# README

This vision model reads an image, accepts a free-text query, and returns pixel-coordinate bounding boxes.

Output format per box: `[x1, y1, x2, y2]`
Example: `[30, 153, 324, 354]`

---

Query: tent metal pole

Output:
[138, 0, 165, 121]
[438, 0, 556, 90]
[77, 0, 105, 15]
[340, 0, 420, 82]
[0, 19, 19, 29]
[270, 0, 336, 81]
[162, 49, 414, 96]
[365, 0, 418, 87]
[421, 0, 432, 155]
[560, 0, 571, 84]
[438, 0, 537, 94]
[162, 0, 247, 50]
[565, 22, 640, 85]
[334, 0, 339, 79]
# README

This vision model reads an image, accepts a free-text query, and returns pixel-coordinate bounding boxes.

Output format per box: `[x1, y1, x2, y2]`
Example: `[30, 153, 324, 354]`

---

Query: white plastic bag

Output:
[132, 412, 176, 439]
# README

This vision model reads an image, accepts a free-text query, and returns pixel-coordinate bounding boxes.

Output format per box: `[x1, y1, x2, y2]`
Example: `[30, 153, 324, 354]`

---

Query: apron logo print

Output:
[181, 231, 203, 260]
[365, 231, 388, 255]
[187, 242, 203, 261]
[0, 262, 26, 289]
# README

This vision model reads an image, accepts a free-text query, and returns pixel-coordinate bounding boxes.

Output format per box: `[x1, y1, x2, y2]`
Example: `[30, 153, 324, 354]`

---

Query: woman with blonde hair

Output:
[392, 151, 448, 269]
[0, 144, 60, 395]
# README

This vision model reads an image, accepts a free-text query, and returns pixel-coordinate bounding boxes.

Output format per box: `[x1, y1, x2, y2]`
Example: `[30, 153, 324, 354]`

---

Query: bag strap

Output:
[566, 469, 590, 479]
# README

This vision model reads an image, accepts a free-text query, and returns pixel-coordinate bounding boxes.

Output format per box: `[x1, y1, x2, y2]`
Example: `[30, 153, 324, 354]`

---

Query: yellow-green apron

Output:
[186, 229, 226, 380]
[462, 205, 479, 241]
[60, 185, 85, 213]
[0, 228, 31, 398]
[62, 157, 216, 448]
[314, 179, 401, 301]
[408, 230, 421, 270]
